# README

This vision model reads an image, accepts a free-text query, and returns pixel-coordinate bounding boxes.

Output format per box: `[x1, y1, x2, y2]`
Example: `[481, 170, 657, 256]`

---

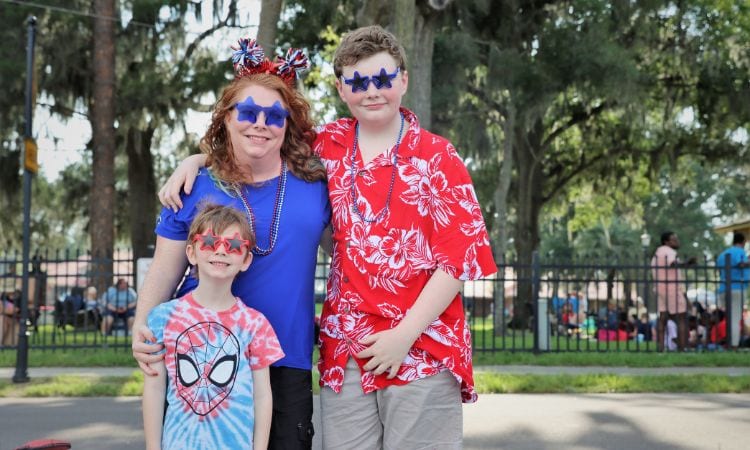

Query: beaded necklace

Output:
[234, 160, 287, 256]
[350, 112, 405, 223]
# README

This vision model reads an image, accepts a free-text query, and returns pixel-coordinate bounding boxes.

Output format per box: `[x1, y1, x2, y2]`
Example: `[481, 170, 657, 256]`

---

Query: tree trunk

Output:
[125, 126, 156, 266]
[493, 104, 514, 334]
[403, 6, 436, 128]
[258, 0, 283, 56]
[90, 0, 116, 291]
[356, 0, 390, 27]
[510, 118, 545, 329]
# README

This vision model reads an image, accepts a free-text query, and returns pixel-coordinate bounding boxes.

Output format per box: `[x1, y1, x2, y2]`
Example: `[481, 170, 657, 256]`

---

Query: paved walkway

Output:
[1, 366, 749, 450]
[2, 394, 748, 450]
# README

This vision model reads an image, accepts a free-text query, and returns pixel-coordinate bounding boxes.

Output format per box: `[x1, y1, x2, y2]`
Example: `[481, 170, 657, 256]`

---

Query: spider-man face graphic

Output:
[174, 322, 240, 416]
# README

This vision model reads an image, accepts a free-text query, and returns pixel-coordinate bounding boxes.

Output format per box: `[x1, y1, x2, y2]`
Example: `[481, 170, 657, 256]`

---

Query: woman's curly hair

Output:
[200, 74, 326, 184]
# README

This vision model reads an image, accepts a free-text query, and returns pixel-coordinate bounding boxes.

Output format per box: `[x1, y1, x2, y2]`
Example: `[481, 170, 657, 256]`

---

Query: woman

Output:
[132, 39, 330, 449]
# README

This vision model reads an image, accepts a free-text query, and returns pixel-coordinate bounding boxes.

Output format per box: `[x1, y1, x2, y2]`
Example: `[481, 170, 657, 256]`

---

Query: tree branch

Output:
[542, 101, 610, 150]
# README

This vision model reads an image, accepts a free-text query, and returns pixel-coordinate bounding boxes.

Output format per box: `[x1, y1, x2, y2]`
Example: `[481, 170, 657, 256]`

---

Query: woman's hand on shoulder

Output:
[158, 154, 208, 211]
[132, 323, 165, 376]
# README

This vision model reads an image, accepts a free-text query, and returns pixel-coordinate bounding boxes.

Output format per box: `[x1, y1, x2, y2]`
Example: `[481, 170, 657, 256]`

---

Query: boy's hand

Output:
[356, 328, 413, 379]
[132, 323, 165, 376]
[158, 154, 205, 211]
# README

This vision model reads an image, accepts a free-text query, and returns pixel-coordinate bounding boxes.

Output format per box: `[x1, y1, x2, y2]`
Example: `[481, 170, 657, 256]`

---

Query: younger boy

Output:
[142, 205, 283, 450]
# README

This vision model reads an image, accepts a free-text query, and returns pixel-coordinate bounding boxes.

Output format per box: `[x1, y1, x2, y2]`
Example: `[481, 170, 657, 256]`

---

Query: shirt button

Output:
[342, 305, 350, 313]
[343, 276, 350, 283]
[358, 170, 366, 177]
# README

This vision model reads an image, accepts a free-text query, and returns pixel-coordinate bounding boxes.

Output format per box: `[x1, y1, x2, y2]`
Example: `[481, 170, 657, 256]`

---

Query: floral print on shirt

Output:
[314, 108, 497, 403]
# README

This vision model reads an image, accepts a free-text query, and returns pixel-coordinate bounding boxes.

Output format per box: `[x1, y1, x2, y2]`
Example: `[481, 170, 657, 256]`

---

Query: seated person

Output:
[687, 315, 706, 349]
[561, 304, 579, 335]
[707, 309, 727, 351]
[83, 286, 102, 328]
[741, 307, 750, 348]
[636, 312, 653, 342]
[1, 290, 20, 346]
[664, 318, 678, 351]
[101, 278, 137, 335]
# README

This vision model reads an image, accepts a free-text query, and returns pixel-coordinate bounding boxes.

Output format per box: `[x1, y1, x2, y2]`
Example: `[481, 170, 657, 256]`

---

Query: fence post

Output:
[532, 251, 546, 353]
[724, 254, 737, 348]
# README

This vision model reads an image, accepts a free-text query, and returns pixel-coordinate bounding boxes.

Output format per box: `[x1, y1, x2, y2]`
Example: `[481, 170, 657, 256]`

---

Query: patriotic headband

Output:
[231, 37, 310, 87]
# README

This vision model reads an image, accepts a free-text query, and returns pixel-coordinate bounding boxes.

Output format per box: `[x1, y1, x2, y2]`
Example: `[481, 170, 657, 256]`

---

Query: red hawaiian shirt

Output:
[314, 108, 497, 403]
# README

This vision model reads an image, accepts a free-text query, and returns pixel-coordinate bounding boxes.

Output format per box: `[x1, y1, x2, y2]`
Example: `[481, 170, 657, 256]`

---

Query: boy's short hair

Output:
[333, 25, 407, 77]
[733, 232, 745, 245]
[188, 203, 255, 250]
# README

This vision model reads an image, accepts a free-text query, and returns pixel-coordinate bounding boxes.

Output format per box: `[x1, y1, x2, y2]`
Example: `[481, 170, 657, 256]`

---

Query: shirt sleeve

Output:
[248, 312, 285, 370]
[429, 143, 497, 281]
[154, 169, 222, 241]
[146, 303, 170, 356]
[321, 182, 332, 228]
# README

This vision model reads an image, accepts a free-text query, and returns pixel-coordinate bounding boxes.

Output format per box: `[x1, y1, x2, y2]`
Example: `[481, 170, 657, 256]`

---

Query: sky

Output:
[34, 0, 261, 181]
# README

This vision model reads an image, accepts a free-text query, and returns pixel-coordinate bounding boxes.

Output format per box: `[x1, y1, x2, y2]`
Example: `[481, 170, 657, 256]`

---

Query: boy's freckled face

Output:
[336, 51, 408, 126]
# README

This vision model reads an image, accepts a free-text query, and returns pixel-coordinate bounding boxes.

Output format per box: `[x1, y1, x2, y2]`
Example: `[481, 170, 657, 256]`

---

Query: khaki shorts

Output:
[320, 358, 463, 450]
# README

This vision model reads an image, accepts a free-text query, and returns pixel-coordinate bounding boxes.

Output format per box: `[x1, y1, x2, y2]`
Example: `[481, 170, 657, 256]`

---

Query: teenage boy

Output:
[314, 25, 496, 449]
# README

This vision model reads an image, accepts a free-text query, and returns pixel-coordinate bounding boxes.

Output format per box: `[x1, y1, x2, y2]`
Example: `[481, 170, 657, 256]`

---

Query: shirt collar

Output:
[328, 107, 421, 166]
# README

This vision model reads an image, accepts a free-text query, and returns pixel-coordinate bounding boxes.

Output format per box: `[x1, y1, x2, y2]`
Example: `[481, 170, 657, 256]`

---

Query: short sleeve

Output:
[321, 183, 332, 228]
[428, 144, 497, 281]
[154, 168, 226, 241]
[146, 303, 171, 356]
[248, 313, 285, 370]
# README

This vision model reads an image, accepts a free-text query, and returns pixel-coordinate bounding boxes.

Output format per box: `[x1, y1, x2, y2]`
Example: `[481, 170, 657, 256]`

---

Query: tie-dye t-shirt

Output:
[148, 293, 284, 449]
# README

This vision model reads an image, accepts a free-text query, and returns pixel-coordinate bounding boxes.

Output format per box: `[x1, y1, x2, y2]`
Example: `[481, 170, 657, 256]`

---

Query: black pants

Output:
[269, 366, 314, 450]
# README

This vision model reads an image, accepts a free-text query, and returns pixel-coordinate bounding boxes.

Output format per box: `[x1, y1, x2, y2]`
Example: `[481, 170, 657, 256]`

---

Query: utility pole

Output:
[14, 15, 38, 384]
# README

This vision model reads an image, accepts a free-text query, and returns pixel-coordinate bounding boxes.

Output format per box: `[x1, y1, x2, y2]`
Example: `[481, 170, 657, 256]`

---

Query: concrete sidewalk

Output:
[1, 366, 749, 450]
[1, 394, 748, 450]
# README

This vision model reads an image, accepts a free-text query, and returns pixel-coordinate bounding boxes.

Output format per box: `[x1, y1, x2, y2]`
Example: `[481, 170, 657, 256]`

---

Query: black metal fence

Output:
[1, 250, 747, 353]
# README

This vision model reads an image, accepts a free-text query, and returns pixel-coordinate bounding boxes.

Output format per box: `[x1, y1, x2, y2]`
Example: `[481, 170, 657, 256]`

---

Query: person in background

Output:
[716, 231, 749, 348]
[101, 278, 137, 335]
[84, 286, 102, 329]
[1, 289, 20, 346]
[651, 231, 696, 351]
[637, 312, 653, 342]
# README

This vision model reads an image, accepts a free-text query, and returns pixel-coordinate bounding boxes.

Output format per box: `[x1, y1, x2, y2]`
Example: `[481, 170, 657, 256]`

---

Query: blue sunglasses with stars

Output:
[341, 67, 400, 93]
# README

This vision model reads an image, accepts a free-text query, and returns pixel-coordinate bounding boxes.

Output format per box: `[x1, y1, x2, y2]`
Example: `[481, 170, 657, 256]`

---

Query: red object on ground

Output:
[15, 439, 71, 450]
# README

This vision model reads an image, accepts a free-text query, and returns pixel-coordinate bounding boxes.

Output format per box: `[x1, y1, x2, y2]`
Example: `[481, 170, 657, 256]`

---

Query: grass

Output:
[2, 344, 749, 368]
[473, 373, 750, 394]
[2, 324, 748, 397]
[1, 371, 747, 397]
[472, 350, 750, 367]
[0, 372, 144, 397]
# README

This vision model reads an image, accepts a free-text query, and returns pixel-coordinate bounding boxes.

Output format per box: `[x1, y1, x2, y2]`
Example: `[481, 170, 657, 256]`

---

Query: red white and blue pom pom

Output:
[232, 37, 265, 68]
[277, 48, 310, 76]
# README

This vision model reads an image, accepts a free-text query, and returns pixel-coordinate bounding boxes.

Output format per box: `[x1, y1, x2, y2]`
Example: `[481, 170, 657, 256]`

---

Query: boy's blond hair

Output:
[333, 25, 407, 78]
